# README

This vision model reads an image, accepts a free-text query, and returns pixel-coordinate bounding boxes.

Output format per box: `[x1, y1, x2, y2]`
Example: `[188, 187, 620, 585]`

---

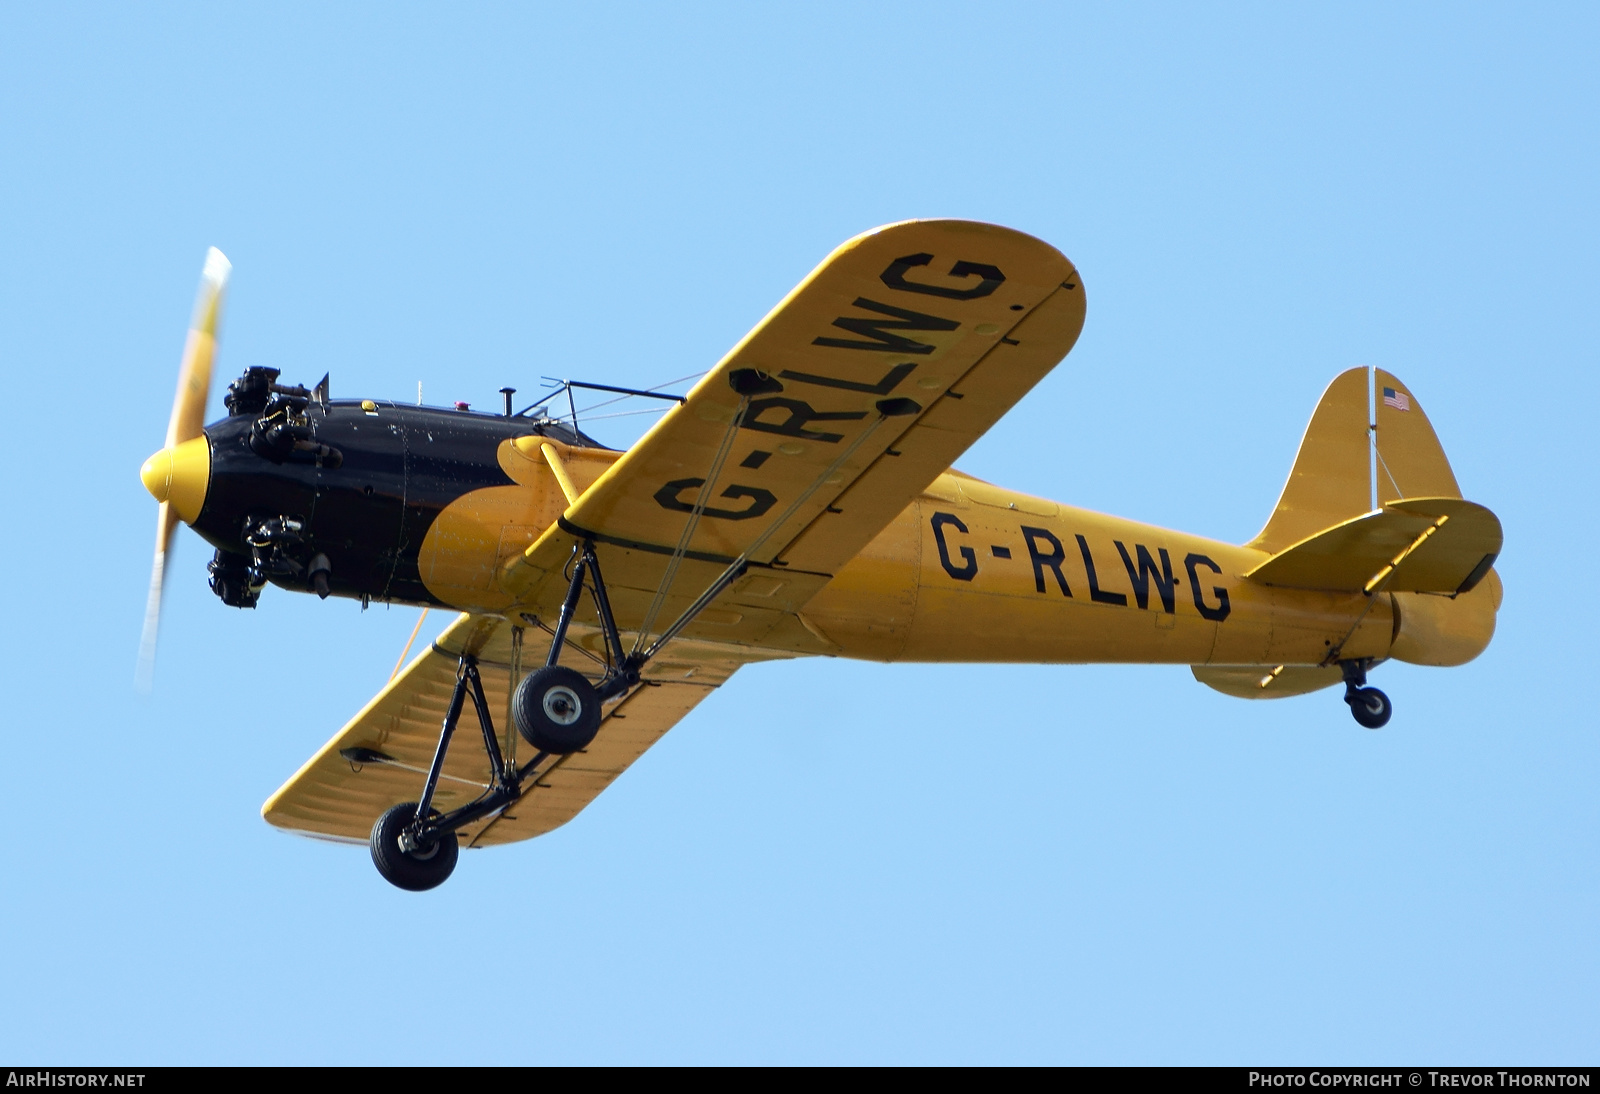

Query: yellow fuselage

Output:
[415, 440, 1392, 670]
[802, 474, 1392, 667]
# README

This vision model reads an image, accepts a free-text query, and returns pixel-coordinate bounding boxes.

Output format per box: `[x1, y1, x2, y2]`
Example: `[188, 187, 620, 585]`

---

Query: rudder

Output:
[1373, 368, 1460, 503]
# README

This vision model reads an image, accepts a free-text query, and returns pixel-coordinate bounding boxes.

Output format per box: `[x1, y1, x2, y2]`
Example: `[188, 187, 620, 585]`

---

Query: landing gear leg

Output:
[367, 654, 555, 891]
[512, 541, 640, 754]
[368, 527, 750, 889]
[1340, 659, 1392, 729]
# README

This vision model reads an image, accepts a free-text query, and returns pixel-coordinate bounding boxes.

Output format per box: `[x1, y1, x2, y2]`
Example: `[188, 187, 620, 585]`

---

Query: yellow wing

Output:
[261, 613, 784, 847]
[503, 219, 1085, 642]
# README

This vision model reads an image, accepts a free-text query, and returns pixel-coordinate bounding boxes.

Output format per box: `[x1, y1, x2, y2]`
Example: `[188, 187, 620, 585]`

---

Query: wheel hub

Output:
[398, 827, 439, 859]
[543, 685, 583, 726]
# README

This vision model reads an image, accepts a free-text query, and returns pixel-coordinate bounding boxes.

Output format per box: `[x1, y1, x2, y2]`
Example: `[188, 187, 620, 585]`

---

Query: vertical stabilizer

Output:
[1251, 367, 1467, 555]
[1249, 368, 1371, 554]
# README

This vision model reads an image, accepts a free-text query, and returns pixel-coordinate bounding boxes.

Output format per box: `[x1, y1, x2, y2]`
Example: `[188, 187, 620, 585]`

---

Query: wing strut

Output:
[631, 380, 758, 652]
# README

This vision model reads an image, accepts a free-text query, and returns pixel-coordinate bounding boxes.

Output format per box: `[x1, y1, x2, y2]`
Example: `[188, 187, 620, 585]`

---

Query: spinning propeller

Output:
[136, 247, 231, 690]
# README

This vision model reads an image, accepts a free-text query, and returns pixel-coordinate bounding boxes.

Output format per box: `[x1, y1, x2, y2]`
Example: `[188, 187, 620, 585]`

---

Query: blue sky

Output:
[0, 2, 1594, 1064]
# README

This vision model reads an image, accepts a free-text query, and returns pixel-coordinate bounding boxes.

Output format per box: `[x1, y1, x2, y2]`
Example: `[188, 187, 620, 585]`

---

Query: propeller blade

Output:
[135, 502, 180, 692]
[166, 247, 231, 448]
[137, 248, 231, 691]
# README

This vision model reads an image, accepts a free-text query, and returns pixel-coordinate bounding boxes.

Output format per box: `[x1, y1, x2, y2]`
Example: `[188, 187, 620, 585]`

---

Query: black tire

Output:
[370, 802, 459, 891]
[512, 665, 602, 754]
[1346, 686, 1393, 729]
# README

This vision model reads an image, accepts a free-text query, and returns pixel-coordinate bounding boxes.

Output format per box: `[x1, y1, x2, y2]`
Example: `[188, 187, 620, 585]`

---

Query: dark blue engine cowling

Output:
[193, 372, 601, 608]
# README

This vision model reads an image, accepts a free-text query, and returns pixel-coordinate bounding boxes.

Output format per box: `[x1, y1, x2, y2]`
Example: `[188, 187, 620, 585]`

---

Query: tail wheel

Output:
[1346, 686, 1393, 729]
[512, 665, 602, 754]
[370, 802, 459, 891]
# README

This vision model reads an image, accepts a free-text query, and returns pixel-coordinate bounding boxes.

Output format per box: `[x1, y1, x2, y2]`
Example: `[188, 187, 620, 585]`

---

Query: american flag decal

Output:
[1382, 387, 1410, 412]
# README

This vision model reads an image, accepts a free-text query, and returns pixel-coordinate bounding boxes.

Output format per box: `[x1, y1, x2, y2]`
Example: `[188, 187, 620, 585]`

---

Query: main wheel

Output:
[370, 802, 459, 891]
[512, 665, 602, 753]
[1346, 686, 1393, 729]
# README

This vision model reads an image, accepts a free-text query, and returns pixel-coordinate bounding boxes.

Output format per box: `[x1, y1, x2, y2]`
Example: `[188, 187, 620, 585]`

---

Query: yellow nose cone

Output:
[139, 435, 211, 524]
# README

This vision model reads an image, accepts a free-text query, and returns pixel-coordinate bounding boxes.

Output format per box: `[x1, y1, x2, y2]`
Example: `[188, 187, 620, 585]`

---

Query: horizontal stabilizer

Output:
[1192, 664, 1345, 700]
[1245, 496, 1501, 595]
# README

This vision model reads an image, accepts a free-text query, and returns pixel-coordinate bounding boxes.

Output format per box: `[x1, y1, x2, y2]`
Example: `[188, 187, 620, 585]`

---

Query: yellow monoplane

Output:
[137, 221, 1502, 889]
